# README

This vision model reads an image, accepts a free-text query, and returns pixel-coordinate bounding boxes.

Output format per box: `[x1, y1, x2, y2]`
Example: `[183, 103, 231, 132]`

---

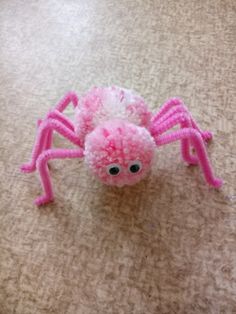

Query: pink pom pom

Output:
[84, 119, 155, 186]
[75, 86, 152, 145]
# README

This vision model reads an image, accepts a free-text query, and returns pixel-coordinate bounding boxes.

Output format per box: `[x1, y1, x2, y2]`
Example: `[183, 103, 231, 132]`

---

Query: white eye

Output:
[106, 164, 122, 176]
[128, 160, 142, 174]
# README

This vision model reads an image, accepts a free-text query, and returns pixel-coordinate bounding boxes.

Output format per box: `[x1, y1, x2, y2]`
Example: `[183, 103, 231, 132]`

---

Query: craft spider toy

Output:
[21, 86, 222, 205]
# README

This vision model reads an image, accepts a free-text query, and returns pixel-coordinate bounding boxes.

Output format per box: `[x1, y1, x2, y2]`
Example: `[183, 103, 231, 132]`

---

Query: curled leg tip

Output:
[212, 178, 223, 189]
[20, 163, 36, 173]
[34, 195, 54, 206]
[202, 131, 213, 142]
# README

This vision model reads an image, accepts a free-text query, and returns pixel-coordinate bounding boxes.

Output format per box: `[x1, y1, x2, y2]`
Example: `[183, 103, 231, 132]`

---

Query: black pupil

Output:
[130, 164, 140, 173]
[109, 166, 120, 175]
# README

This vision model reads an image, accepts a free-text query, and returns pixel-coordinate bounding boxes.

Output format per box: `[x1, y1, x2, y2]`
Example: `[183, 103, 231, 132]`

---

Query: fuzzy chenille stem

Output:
[35, 148, 84, 206]
[155, 128, 222, 188]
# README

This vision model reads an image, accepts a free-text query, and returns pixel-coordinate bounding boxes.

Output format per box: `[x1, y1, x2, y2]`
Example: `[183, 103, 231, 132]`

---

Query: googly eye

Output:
[107, 164, 121, 176]
[128, 160, 142, 174]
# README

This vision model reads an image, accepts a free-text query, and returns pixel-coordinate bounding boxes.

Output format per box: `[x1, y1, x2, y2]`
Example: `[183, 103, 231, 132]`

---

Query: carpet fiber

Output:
[0, 0, 236, 313]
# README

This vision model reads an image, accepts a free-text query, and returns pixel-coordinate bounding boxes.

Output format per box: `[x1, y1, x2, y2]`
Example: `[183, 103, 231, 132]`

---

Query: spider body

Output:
[21, 86, 222, 205]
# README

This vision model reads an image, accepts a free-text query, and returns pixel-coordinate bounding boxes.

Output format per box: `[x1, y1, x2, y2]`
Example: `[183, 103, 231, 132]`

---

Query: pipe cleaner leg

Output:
[20, 119, 81, 173]
[36, 109, 75, 151]
[155, 128, 223, 188]
[151, 112, 199, 164]
[35, 148, 84, 206]
[152, 98, 212, 142]
[54, 91, 78, 112]
[36, 119, 52, 151]
[46, 110, 75, 131]
[35, 91, 78, 151]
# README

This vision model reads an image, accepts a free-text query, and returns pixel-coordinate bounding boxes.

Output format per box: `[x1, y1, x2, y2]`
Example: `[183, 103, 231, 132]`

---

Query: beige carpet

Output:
[0, 0, 236, 313]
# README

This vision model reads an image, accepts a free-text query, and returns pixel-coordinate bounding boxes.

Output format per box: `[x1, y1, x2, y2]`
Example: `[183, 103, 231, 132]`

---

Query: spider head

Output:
[84, 120, 155, 186]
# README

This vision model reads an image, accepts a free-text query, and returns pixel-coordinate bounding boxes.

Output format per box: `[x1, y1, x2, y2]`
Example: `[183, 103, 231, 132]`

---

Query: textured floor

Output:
[0, 0, 236, 313]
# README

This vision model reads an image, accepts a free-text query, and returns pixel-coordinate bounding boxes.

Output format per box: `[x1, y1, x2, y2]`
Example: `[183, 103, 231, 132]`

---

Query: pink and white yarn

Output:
[21, 86, 222, 205]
